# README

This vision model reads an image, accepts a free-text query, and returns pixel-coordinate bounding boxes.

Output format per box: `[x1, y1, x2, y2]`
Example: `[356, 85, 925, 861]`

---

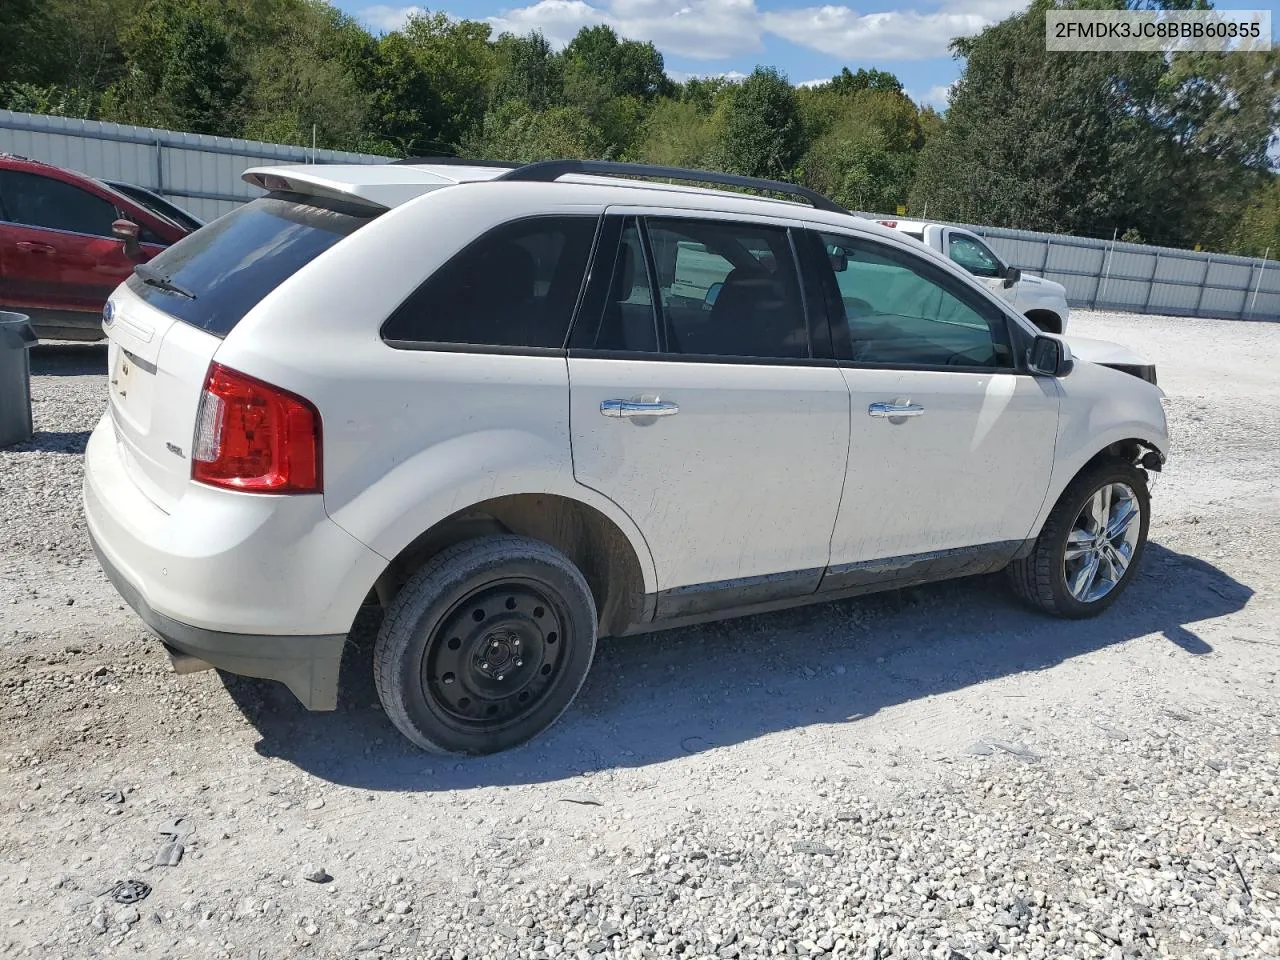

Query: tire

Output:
[374, 535, 597, 755]
[1007, 459, 1150, 619]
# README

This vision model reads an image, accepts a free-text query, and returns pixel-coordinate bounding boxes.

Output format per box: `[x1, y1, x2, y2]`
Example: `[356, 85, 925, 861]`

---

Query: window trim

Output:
[568, 212, 829, 366]
[0, 169, 124, 241]
[808, 228, 1026, 375]
[379, 212, 605, 352]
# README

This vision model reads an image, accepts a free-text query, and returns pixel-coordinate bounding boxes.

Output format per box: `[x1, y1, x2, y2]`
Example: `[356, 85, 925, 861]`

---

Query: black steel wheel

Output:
[375, 536, 597, 755]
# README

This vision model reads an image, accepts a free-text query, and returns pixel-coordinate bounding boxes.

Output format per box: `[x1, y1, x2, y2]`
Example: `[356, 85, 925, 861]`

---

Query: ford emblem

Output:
[102, 301, 115, 326]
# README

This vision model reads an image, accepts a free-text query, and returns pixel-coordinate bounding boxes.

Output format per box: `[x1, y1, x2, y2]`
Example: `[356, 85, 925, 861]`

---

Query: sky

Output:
[336, 0, 1277, 112]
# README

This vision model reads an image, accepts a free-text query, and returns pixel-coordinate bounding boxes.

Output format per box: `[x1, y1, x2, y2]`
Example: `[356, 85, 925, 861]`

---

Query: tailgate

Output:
[105, 285, 221, 513]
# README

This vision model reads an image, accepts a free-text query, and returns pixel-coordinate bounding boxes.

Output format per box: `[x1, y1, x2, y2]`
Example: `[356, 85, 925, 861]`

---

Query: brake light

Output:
[192, 363, 322, 493]
[877, 220, 898, 228]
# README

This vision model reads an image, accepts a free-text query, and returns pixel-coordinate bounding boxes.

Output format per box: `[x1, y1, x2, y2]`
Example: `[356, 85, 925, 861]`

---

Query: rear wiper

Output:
[133, 263, 196, 301]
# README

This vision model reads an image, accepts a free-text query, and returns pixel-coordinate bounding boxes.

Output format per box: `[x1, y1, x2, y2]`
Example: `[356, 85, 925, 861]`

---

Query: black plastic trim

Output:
[628, 540, 1033, 634]
[820, 541, 1027, 593]
[566, 348, 840, 367]
[382, 340, 565, 357]
[655, 567, 824, 619]
[391, 157, 518, 168]
[495, 160, 850, 214]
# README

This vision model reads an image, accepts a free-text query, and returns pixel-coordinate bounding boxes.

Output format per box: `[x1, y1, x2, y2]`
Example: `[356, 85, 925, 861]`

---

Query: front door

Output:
[568, 213, 851, 617]
[811, 229, 1059, 582]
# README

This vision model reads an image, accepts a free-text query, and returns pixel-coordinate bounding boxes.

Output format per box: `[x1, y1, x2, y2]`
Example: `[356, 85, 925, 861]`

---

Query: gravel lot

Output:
[1, 310, 1278, 960]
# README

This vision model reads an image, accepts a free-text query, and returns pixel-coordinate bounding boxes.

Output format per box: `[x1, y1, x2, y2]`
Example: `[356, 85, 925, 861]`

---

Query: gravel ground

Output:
[1, 310, 1278, 960]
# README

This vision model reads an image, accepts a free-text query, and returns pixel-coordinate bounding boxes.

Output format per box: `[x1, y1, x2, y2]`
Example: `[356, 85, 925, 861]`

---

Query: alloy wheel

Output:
[1063, 482, 1142, 603]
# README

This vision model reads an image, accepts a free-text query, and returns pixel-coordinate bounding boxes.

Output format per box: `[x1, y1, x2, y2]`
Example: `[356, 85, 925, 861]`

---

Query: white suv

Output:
[83, 160, 1169, 755]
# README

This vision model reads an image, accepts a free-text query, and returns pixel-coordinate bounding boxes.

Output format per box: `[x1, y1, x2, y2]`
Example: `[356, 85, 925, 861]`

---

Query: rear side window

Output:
[126, 192, 377, 336]
[382, 216, 598, 349]
[0, 169, 119, 237]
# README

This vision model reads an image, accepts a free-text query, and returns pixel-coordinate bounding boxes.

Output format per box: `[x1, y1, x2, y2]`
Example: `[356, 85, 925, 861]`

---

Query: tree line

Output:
[1, 0, 1276, 256]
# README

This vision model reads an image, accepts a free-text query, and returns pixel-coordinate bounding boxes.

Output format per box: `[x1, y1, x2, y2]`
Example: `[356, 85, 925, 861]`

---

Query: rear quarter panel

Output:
[212, 184, 658, 595]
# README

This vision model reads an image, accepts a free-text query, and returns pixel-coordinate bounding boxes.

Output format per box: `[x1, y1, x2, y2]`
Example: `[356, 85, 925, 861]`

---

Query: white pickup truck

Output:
[877, 219, 1070, 334]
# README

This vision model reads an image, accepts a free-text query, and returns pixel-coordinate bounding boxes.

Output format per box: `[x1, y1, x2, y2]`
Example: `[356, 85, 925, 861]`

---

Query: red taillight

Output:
[192, 363, 322, 493]
[877, 220, 898, 228]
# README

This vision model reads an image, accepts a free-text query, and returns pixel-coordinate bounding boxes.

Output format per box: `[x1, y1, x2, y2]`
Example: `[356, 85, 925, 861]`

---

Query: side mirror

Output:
[113, 219, 142, 261]
[1002, 265, 1022, 288]
[828, 249, 848, 272]
[705, 281, 723, 307]
[1027, 334, 1073, 377]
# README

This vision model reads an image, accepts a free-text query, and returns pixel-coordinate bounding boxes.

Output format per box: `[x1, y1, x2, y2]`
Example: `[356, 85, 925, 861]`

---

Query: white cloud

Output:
[667, 69, 749, 82]
[360, 4, 426, 31]
[362, 0, 1027, 64]
[489, 0, 763, 59]
[761, 3, 1008, 61]
[912, 82, 954, 108]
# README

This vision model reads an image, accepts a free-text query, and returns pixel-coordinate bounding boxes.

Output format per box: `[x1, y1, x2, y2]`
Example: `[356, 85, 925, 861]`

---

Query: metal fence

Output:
[0, 110, 389, 222]
[858, 211, 1278, 323]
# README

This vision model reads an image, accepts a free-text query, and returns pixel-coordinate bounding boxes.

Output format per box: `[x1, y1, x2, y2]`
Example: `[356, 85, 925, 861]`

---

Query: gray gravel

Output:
[1, 313, 1279, 960]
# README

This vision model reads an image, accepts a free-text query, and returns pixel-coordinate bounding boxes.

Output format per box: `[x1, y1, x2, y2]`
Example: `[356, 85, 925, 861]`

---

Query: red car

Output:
[0, 154, 197, 340]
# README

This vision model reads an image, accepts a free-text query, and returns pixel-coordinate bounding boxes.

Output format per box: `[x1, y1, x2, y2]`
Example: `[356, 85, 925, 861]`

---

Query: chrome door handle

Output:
[868, 401, 924, 418]
[600, 399, 680, 418]
[16, 241, 55, 254]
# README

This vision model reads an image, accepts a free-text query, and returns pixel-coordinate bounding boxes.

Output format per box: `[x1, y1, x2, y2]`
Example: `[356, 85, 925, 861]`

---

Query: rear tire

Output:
[374, 536, 597, 755]
[1007, 460, 1150, 619]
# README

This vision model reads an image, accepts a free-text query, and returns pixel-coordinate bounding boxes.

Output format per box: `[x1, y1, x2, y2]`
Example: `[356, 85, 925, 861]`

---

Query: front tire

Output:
[1007, 460, 1150, 618]
[374, 536, 597, 755]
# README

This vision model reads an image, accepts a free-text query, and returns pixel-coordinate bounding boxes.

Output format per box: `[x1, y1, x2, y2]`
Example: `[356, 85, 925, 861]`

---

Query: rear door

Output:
[567, 211, 850, 617]
[810, 228, 1058, 577]
[0, 169, 160, 316]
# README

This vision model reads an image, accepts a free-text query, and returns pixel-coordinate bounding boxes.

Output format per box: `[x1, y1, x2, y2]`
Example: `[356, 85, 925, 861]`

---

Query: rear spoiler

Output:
[242, 166, 458, 210]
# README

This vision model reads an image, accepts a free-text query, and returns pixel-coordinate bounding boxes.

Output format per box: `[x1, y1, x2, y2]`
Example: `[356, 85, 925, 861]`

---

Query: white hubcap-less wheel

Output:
[1063, 482, 1141, 603]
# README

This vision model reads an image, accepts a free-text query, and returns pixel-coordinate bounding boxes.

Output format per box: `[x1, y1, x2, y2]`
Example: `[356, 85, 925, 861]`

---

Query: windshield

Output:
[125, 192, 379, 337]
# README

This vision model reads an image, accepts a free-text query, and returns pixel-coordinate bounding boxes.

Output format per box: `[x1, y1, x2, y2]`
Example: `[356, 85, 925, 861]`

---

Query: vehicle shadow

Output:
[225, 540, 1251, 790]
[6, 431, 92, 454]
[30, 342, 108, 376]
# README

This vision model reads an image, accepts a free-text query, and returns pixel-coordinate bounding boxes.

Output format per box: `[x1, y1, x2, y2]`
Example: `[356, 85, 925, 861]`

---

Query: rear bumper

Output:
[90, 534, 346, 709]
[83, 412, 387, 710]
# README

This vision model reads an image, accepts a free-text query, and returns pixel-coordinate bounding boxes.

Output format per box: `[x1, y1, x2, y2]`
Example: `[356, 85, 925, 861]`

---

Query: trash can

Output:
[0, 312, 37, 449]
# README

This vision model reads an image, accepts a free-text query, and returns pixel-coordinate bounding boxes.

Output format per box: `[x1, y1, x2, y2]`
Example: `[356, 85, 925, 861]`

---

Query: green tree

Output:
[462, 100, 605, 162]
[637, 98, 721, 168]
[1226, 175, 1280, 257]
[241, 4, 374, 151]
[102, 0, 248, 135]
[714, 67, 804, 179]
[491, 31, 562, 112]
[828, 67, 904, 96]
[910, 0, 1278, 249]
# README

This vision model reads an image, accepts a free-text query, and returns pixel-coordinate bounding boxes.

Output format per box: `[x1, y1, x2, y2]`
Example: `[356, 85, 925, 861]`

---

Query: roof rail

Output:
[391, 156, 518, 168]
[494, 160, 849, 214]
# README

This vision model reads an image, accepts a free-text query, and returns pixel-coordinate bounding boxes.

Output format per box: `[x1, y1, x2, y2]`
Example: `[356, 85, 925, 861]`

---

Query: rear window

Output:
[126, 192, 378, 336]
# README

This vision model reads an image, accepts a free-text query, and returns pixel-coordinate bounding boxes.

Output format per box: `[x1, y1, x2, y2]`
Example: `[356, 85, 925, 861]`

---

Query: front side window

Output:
[820, 232, 1012, 368]
[644, 218, 809, 360]
[947, 233, 1004, 278]
[0, 170, 119, 237]
[383, 216, 598, 349]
